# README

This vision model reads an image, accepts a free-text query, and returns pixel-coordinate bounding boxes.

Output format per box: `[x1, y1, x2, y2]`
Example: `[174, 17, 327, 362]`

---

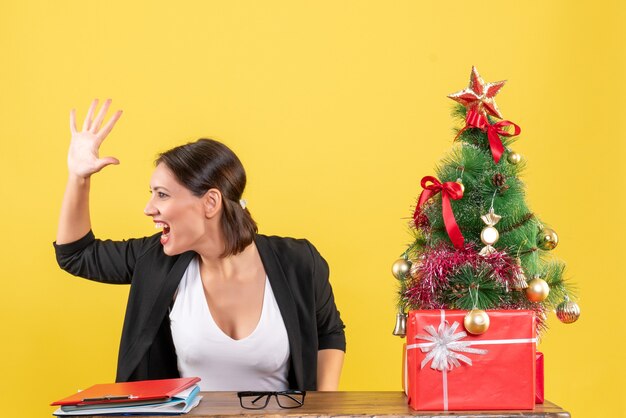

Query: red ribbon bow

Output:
[464, 110, 521, 164]
[413, 176, 464, 249]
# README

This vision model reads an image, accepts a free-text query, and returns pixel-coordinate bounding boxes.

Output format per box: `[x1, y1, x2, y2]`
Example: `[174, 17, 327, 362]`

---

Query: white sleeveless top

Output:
[169, 257, 290, 391]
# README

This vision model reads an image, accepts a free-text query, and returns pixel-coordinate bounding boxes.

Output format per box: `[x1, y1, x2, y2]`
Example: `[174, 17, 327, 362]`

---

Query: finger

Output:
[82, 99, 99, 131]
[93, 156, 120, 173]
[69, 109, 77, 135]
[96, 110, 123, 145]
[90, 98, 112, 133]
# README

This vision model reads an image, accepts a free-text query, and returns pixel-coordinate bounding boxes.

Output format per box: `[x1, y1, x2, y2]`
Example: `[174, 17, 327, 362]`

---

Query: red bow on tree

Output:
[413, 176, 465, 249]
[465, 110, 521, 164]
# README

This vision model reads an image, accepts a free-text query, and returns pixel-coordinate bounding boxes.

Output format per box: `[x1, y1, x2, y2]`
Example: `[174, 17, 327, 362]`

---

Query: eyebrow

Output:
[150, 186, 170, 192]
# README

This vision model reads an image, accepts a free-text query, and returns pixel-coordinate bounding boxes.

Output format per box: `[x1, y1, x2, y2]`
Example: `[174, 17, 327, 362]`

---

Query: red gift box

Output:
[406, 309, 536, 411]
[402, 342, 407, 394]
[536, 352, 544, 404]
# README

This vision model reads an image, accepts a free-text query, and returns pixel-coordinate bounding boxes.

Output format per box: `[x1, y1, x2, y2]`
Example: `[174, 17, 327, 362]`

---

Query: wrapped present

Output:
[402, 343, 407, 394]
[406, 309, 536, 411]
[536, 352, 544, 404]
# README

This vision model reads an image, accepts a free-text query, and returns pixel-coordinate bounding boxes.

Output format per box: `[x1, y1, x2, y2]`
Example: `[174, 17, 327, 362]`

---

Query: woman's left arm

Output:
[307, 240, 346, 390]
[317, 349, 345, 390]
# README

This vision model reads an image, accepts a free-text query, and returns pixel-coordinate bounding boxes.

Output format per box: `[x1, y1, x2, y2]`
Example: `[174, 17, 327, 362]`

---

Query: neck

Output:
[198, 239, 257, 281]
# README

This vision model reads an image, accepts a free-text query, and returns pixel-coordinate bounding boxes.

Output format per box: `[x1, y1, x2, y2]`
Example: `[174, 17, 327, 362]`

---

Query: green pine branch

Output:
[443, 264, 508, 309]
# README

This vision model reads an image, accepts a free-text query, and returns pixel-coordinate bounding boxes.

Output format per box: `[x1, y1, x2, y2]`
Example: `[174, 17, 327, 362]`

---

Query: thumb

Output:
[94, 156, 120, 172]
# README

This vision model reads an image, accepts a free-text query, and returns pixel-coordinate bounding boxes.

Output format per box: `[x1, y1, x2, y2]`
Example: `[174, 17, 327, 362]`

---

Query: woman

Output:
[54, 99, 346, 391]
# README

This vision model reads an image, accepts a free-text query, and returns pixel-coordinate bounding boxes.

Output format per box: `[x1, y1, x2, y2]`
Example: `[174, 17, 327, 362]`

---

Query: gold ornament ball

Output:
[507, 152, 522, 165]
[556, 301, 581, 324]
[464, 309, 490, 335]
[480, 226, 500, 246]
[392, 258, 412, 280]
[455, 179, 465, 194]
[537, 227, 559, 250]
[409, 261, 421, 279]
[525, 277, 550, 302]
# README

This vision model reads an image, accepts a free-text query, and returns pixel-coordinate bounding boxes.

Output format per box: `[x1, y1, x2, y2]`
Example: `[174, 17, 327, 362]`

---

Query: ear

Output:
[203, 188, 223, 219]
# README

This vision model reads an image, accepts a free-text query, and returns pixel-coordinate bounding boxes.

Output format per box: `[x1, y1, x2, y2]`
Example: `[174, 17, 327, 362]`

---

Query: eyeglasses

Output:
[237, 390, 306, 409]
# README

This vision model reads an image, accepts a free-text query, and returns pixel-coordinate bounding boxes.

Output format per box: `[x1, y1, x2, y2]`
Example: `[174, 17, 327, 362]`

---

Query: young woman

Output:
[55, 99, 345, 391]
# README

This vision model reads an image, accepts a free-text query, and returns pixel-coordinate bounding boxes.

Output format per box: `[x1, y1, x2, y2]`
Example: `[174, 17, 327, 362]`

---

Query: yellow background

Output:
[1, 1, 624, 416]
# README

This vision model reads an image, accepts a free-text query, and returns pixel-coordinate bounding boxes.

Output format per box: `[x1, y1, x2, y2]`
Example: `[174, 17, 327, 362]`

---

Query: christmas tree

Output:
[392, 67, 580, 337]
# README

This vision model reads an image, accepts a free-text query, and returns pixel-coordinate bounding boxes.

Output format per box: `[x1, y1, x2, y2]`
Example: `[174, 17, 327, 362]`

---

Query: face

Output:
[144, 163, 210, 255]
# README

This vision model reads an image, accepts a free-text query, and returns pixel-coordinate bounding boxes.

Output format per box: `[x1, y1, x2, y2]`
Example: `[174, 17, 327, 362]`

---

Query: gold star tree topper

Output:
[448, 66, 507, 119]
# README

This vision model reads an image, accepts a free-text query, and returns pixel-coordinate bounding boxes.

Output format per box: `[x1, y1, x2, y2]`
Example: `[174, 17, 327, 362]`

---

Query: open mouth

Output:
[155, 222, 171, 244]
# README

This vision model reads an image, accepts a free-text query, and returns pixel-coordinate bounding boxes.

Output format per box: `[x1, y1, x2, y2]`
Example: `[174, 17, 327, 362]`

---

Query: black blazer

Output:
[54, 231, 346, 390]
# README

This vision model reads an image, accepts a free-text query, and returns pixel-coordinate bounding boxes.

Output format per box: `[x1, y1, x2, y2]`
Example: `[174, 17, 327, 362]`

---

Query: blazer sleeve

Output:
[307, 241, 347, 352]
[53, 230, 158, 285]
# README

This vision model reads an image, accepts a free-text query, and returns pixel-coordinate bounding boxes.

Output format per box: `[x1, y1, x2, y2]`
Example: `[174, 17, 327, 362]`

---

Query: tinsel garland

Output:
[404, 243, 550, 331]
[405, 243, 521, 308]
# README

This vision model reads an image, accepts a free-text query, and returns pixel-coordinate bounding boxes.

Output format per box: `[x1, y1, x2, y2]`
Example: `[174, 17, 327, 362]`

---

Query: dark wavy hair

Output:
[156, 139, 257, 257]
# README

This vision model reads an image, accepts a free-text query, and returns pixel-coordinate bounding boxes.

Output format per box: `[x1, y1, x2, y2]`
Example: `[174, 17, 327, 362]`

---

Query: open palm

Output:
[68, 99, 122, 178]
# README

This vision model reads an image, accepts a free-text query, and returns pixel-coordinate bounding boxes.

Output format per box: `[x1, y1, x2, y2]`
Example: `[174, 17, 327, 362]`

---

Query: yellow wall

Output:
[1, 1, 624, 416]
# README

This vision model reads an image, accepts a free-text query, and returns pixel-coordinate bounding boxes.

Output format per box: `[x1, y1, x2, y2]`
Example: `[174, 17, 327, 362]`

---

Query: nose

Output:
[144, 198, 158, 216]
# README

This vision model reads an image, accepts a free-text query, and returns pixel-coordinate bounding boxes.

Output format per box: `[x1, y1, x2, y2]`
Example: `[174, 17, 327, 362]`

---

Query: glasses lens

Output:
[239, 394, 270, 410]
[276, 392, 305, 408]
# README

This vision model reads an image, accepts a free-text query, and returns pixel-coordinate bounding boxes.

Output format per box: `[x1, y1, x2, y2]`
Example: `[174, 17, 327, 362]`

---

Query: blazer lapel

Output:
[255, 235, 304, 389]
[119, 251, 195, 382]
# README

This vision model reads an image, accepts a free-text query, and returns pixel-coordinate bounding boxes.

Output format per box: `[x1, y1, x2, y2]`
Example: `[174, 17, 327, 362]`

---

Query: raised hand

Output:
[68, 99, 123, 178]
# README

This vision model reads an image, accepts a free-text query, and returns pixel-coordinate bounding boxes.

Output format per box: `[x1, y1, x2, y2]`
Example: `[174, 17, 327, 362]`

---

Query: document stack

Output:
[51, 377, 202, 416]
